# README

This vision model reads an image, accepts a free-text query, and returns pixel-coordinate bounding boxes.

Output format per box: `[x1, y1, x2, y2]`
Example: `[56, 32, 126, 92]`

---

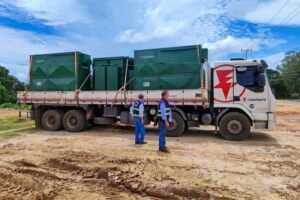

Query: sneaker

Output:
[159, 147, 170, 153]
[135, 142, 140, 145]
[139, 141, 147, 145]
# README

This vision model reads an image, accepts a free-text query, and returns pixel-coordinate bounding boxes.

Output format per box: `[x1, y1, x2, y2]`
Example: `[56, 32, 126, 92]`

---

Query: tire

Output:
[166, 112, 186, 137]
[63, 109, 86, 132]
[219, 112, 251, 141]
[41, 109, 63, 131]
[83, 120, 89, 130]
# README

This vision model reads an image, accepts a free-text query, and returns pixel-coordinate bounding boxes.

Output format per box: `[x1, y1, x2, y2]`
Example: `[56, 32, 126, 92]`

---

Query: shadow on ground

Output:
[27, 123, 278, 146]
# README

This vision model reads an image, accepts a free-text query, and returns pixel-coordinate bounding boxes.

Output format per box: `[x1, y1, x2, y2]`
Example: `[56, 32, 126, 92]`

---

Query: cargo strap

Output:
[79, 73, 92, 91]
[196, 44, 205, 107]
[21, 90, 28, 104]
[123, 58, 129, 106]
[111, 77, 135, 107]
[74, 67, 93, 106]
[74, 89, 80, 106]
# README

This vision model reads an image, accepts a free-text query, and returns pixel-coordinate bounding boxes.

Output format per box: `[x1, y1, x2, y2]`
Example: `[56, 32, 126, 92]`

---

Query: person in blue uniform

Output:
[157, 90, 172, 152]
[130, 94, 147, 145]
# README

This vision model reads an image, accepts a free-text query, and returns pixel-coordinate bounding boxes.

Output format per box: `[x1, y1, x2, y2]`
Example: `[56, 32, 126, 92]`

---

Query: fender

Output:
[214, 103, 254, 120]
[171, 107, 187, 121]
[214, 104, 254, 132]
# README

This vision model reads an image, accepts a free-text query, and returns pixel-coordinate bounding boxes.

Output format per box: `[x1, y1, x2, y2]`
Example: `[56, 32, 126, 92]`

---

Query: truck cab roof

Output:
[214, 59, 267, 67]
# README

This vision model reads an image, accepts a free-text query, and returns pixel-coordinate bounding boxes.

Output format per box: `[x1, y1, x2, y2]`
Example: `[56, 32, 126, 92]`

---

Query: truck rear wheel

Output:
[167, 112, 185, 137]
[63, 110, 86, 132]
[219, 112, 251, 141]
[41, 109, 63, 131]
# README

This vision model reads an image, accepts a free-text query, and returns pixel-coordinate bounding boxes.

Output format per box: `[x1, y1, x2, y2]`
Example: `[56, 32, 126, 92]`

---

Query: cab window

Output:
[236, 66, 264, 92]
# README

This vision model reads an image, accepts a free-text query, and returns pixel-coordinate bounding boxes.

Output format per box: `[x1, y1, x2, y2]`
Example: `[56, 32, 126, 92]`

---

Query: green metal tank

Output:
[29, 52, 91, 91]
[134, 45, 208, 90]
[93, 57, 133, 90]
[127, 69, 135, 90]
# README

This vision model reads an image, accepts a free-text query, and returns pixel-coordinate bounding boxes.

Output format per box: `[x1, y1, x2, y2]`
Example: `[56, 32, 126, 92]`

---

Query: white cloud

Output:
[258, 52, 285, 69]
[203, 36, 260, 60]
[228, 0, 300, 26]
[0, 0, 91, 26]
[0, 26, 78, 82]
[116, 0, 228, 43]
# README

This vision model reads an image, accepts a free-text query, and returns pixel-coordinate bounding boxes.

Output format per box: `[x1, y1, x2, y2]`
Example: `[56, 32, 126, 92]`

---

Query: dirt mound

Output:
[60, 150, 107, 163]
[12, 159, 38, 168]
[107, 157, 138, 164]
[46, 158, 82, 172]
[15, 168, 61, 181]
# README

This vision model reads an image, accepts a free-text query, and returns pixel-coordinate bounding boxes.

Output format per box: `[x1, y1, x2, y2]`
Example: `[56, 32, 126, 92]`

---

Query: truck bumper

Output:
[267, 113, 276, 130]
[253, 112, 276, 130]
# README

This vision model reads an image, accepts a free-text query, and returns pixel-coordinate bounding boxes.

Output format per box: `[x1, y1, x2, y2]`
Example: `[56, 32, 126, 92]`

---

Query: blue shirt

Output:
[160, 101, 172, 122]
[130, 99, 144, 117]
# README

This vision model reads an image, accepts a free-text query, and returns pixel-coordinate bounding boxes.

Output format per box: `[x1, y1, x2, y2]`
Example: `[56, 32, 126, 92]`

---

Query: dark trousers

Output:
[134, 117, 145, 144]
[159, 121, 166, 149]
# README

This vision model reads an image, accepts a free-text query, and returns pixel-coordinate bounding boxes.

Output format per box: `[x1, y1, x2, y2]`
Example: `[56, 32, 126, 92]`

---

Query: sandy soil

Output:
[0, 101, 299, 200]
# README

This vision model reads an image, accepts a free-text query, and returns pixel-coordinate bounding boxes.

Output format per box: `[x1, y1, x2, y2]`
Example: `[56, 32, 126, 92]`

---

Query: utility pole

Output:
[241, 48, 252, 59]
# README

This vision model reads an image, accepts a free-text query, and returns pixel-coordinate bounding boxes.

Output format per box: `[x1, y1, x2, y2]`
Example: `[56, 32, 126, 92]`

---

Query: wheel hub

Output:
[227, 120, 242, 135]
[47, 116, 55, 126]
[68, 116, 77, 127]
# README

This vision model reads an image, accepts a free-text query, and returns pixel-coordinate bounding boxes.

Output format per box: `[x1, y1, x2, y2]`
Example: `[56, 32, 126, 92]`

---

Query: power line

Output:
[242, 0, 291, 57]
[268, 0, 291, 23]
[280, 10, 300, 25]
[278, 6, 299, 25]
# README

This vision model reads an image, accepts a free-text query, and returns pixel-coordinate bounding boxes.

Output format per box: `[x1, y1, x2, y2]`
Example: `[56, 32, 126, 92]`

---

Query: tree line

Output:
[0, 66, 25, 104]
[267, 51, 300, 99]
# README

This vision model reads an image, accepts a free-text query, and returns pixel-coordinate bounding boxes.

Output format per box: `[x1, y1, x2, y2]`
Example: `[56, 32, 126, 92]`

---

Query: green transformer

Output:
[29, 52, 91, 91]
[93, 57, 134, 90]
[134, 45, 208, 90]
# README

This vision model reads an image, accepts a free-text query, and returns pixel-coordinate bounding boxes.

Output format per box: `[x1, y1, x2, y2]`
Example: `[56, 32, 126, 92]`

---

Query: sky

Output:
[0, 0, 299, 82]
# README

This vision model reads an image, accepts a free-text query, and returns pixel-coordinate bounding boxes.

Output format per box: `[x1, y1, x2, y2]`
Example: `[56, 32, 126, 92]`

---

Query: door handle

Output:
[233, 96, 240, 101]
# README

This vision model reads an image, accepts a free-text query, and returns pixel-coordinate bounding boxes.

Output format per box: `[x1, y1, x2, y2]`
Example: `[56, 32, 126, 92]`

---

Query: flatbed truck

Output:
[18, 58, 276, 141]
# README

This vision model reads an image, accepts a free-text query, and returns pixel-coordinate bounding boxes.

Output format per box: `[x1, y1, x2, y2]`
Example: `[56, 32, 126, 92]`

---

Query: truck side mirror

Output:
[257, 74, 266, 87]
[271, 88, 275, 96]
[257, 65, 266, 73]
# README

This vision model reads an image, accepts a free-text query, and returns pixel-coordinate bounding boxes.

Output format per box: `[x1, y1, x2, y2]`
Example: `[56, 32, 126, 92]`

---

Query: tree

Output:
[0, 66, 25, 104]
[280, 51, 300, 98]
[266, 69, 289, 99]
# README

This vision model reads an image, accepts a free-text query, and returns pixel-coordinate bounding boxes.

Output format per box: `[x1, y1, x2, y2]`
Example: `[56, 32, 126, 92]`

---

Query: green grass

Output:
[0, 103, 32, 109]
[0, 115, 34, 140]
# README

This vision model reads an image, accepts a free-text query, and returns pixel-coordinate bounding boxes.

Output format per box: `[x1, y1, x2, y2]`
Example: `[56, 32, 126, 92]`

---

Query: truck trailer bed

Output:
[18, 89, 209, 107]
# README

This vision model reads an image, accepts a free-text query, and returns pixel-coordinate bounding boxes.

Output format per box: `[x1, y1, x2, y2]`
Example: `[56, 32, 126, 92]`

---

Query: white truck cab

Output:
[212, 59, 276, 140]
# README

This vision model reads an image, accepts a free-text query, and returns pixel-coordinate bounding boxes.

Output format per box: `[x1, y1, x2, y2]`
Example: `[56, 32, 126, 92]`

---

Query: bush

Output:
[0, 66, 25, 104]
[0, 103, 18, 109]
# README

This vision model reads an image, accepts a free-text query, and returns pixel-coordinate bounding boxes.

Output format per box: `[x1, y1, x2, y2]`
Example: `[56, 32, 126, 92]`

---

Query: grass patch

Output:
[0, 103, 32, 110]
[0, 115, 34, 140]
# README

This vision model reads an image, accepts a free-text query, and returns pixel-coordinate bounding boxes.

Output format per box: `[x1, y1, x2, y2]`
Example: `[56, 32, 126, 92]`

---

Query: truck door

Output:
[213, 64, 235, 103]
[233, 65, 269, 114]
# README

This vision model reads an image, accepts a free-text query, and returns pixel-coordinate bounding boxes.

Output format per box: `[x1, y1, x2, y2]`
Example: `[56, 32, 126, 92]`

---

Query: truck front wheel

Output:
[167, 112, 186, 137]
[41, 109, 63, 131]
[63, 110, 86, 132]
[219, 112, 251, 141]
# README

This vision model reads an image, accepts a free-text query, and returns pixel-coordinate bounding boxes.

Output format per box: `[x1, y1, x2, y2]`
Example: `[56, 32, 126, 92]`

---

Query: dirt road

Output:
[0, 101, 299, 200]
